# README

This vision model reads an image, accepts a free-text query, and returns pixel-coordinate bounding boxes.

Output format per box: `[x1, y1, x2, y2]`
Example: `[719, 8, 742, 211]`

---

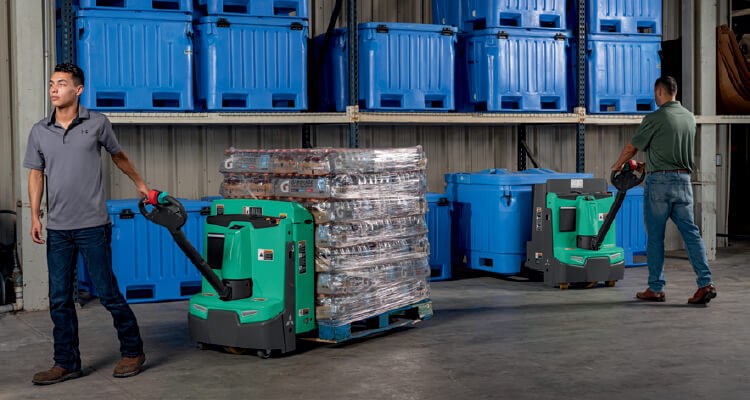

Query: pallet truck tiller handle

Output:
[139, 190, 232, 300]
[590, 160, 645, 251]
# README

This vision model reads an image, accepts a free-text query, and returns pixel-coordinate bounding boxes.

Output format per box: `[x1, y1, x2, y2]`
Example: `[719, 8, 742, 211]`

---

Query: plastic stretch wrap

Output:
[305, 196, 427, 224]
[315, 277, 430, 326]
[315, 215, 428, 248]
[220, 171, 426, 199]
[220, 174, 274, 198]
[221, 146, 426, 176]
[315, 235, 430, 272]
[316, 257, 430, 295]
[216, 146, 431, 328]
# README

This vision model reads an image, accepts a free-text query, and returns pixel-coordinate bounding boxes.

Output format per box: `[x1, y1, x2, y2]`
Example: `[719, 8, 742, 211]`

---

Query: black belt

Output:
[649, 169, 689, 174]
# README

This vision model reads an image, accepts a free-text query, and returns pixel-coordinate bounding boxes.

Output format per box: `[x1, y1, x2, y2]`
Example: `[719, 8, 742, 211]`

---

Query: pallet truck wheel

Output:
[585, 282, 598, 289]
[224, 346, 248, 355]
[605, 280, 616, 287]
[559, 283, 569, 290]
[257, 349, 272, 359]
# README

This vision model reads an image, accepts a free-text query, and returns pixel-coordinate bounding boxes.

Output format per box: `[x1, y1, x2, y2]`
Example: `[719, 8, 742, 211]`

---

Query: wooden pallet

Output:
[305, 299, 433, 344]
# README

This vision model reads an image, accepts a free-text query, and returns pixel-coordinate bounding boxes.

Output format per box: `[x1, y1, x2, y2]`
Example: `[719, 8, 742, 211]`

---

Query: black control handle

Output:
[138, 190, 232, 300]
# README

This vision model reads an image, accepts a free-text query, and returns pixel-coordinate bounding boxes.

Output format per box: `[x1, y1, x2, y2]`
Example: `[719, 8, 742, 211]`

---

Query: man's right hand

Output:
[31, 219, 45, 244]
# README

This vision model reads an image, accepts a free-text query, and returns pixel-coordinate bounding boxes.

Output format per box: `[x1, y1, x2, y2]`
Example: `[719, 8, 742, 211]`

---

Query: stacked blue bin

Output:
[435, 0, 570, 112]
[313, 23, 457, 112]
[445, 169, 592, 275]
[193, 0, 308, 111]
[78, 199, 212, 303]
[609, 186, 647, 267]
[582, 0, 663, 114]
[64, 0, 194, 111]
[426, 193, 452, 281]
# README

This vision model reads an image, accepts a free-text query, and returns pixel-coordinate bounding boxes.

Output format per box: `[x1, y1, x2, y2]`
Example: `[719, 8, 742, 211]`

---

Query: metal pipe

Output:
[0, 271, 23, 313]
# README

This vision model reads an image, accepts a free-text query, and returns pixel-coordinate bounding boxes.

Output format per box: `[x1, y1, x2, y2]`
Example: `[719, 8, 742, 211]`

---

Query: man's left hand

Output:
[137, 182, 150, 201]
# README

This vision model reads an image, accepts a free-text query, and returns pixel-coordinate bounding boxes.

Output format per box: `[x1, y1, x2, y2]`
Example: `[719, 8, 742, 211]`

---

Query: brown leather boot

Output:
[113, 354, 146, 378]
[688, 284, 717, 305]
[636, 288, 666, 302]
[32, 366, 82, 385]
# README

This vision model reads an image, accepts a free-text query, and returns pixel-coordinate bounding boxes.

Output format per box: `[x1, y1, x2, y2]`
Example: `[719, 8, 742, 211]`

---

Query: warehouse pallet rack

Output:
[58, 0, 750, 161]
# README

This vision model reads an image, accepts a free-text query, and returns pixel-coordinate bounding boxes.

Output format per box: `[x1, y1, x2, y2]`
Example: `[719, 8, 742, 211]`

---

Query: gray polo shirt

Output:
[23, 105, 122, 230]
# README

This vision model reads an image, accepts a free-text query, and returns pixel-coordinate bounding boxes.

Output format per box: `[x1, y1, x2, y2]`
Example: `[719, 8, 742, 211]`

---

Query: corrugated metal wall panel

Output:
[716, 125, 730, 247]
[107, 124, 518, 198]
[309, 0, 433, 36]
[662, 0, 681, 41]
[0, 0, 15, 243]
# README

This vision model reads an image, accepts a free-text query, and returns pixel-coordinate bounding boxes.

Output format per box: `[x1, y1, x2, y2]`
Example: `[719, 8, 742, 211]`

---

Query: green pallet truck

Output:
[139, 191, 314, 358]
[525, 161, 645, 289]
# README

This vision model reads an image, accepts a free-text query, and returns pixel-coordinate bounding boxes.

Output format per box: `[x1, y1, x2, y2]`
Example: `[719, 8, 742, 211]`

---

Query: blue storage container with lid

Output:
[609, 185, 647, 267]
[445, 169, 592, 275]
[75, 9, 194, 111]
[59, 0, 192, 13]
[77, 198, 211, 303]
[195, 0, 308, 18]
[433, 0, 567, 31]
[587, 0, 661, 35]
[194, 16, 308, 111]
[314, 23, 457, 112]
[457, 28, 569, 112]
[585, 34, 662, 114]
[426, 193, 452, 281]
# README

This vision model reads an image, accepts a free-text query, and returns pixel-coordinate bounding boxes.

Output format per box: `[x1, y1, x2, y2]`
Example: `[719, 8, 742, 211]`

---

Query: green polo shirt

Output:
[630, 101, 696, 173]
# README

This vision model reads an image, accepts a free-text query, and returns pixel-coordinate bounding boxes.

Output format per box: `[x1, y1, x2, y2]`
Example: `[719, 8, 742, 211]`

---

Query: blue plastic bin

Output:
[431, 0, 464, 30]
[58, 0, 192, 13]
[586, 34, 662, 114]
[587, 0, 661, 35]
[610, 185, 647, 267]
[77, 0, 192, 12]
[75, 9, 193, 111]
[200, 195, 223, 202]
[457, 28, 569, 112]
[426, 193, 452, 281]
[194, 16, 308, 111]
[314, 23, 457, 112]
[195, 0, 307, 18]
[445, 169, 593, 275]
[78, 199, 211, 303]
[433, 0, 566, 31]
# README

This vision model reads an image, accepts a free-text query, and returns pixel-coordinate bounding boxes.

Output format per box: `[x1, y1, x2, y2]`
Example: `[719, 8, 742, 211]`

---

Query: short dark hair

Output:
[54, 63, 85, 86]
[655, 76, 677, 96]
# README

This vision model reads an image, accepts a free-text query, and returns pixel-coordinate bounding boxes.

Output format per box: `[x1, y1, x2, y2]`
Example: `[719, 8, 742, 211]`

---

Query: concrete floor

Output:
[1, 245, 749, 400]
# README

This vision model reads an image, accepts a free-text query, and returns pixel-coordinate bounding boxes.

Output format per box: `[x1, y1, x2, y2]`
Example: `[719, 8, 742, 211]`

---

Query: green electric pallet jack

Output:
[525, 161, 645, 289]
[139, 191, 314, 358]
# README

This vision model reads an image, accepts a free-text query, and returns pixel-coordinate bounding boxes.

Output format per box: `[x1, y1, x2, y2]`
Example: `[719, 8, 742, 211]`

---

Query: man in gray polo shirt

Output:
[24, 63, 148, 385]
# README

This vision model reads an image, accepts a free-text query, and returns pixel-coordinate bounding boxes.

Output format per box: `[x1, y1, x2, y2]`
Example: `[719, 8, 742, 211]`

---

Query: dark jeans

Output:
[47, 224, 143, 371]
[644, 172, 713, 292]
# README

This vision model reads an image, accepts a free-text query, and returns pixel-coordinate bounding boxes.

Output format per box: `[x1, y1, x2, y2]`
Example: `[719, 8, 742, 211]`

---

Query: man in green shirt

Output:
[610, 76, 716, 305]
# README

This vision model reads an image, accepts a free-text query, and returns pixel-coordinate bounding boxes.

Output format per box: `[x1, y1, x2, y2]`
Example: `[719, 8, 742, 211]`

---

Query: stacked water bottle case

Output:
[219, 146, 431, 326]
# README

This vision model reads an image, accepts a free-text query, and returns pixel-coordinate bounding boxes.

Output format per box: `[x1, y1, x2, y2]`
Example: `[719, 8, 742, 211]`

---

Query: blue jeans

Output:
[47, 224, 143, 371]
[644, 172, 713, 292]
